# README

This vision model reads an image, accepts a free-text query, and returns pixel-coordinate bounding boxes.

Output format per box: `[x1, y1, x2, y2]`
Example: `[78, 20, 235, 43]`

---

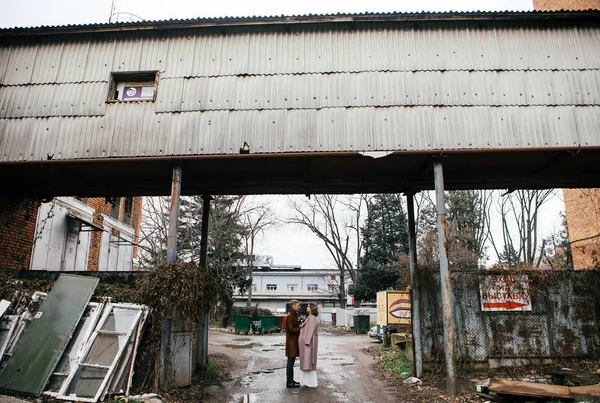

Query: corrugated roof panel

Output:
[30, 43, 62, 84]
[0, 47, 11, 84]
[162, 36, 196, 78]
[575, 107, 600, 147]
[82, 40, 115, 82]
[2, 24, 600, 85]
[155, 70, 600, 113]
[1, 104, 598, 162]
[2, 44, 37, 85]
[191, 32, 252, 77]
[156, 78, 184, 113]
[112, 38, 143, 73]
[56, 41, 91, 83]
[0, 83, 107, 118]
[139, 37, 167, 73]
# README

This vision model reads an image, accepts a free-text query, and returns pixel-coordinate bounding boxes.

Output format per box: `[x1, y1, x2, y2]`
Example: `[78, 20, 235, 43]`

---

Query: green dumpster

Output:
[234, 314, 251, 334]
[273, 315, 283, 332]
[260, 316, 275, 333]
[353, 315, 370, 334]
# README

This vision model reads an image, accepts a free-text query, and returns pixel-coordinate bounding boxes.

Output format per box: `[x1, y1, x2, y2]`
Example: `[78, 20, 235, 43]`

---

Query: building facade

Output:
[0, 195, 143, 272]
[533, 0, 600, 270]
[233, 265, 351, 311]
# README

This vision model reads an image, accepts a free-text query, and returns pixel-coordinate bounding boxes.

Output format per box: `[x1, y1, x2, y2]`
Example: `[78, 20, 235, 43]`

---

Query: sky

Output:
[0, 0, 533, 28]
[0, 0, 565, 270]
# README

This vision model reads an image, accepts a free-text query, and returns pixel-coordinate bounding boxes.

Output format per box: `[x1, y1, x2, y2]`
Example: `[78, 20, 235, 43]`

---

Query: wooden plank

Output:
[570, 384, 600, 397]
[488, 379, 571, 399]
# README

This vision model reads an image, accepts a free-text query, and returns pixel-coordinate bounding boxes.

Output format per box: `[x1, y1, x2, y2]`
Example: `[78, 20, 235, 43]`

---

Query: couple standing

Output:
[285, 300, 319, 388]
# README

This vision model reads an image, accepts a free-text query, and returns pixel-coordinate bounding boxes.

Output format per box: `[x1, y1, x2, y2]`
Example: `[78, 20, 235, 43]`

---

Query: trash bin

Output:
[234, 314, 251, 335]
[274, 315, 284, 332]
[260, 316, 275, 333]
[353, 315, 370, 334]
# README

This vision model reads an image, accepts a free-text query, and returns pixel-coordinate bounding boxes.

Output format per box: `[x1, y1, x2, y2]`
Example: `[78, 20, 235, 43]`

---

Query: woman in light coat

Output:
[298, 302, 319, 387]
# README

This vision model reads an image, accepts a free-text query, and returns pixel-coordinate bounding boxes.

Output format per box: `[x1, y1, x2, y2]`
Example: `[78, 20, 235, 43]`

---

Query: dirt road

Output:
[205, 328, 397, 403]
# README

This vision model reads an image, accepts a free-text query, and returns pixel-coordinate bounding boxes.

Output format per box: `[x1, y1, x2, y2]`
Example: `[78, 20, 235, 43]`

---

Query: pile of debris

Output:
[0, 274, 149, 402]
[478, 378, 600, 401]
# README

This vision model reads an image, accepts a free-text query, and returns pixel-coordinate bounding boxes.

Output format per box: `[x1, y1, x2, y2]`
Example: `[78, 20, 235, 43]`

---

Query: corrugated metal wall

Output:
[0, 21, 599, 161]
[420, 271, 600, 363]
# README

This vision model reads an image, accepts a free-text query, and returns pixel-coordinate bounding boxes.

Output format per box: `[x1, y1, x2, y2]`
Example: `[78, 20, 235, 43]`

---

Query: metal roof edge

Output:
[1, 10, 600, 38]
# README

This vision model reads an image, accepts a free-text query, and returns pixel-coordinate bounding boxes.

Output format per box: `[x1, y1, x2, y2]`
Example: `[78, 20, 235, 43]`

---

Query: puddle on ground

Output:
[234, 337, 252, 341]
[224, 343, 263, 349]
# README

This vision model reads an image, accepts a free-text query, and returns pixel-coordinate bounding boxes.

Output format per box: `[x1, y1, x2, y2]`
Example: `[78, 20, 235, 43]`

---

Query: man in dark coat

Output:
[285, 300, 301, 388]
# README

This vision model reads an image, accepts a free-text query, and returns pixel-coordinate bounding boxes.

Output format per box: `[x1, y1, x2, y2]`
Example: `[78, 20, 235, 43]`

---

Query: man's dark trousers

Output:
[286, 356, 296, 382]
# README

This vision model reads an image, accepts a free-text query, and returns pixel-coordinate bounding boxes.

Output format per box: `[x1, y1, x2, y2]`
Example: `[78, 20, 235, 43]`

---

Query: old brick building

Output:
[533, 0, 600, 269]
[533, 0, 600, 10]
[0, 196, 143, 272]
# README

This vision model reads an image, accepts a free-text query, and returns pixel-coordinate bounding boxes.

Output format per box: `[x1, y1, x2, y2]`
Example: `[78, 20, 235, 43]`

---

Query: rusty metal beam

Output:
[433, 160, 457, 396]
[406, 192, 423, 379]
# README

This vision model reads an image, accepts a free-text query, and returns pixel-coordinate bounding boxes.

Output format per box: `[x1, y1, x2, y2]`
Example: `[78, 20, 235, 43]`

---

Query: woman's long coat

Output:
[299, 314, 319, 371]
[285, 311, 300, 358]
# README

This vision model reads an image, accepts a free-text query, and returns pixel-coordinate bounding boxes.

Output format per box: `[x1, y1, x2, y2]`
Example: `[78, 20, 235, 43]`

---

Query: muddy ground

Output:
[199, 328, 600, 403]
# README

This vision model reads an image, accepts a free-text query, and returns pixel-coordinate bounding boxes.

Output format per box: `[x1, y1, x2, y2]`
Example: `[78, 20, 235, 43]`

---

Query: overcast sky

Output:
[0, 0, 563, 270]
[0, 0, 533, 28]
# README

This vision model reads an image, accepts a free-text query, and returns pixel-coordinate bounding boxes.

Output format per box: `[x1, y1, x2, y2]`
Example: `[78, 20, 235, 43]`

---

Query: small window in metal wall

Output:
[107, 71, 158, 102]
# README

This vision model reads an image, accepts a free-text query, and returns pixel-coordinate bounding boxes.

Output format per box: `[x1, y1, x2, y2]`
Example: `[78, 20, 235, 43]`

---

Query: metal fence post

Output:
[160, 165, 182, 388]
[433, 160, 457, 396]
[197, 194, 211, 373]
[406, 191, 423, 379]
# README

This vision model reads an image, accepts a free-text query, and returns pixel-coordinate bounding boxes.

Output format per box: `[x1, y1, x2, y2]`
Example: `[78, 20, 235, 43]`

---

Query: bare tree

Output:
[240, 198, 277, 305]
[286, 195, 364, 308]
[138, 196, 171, 269]
[488, 189, 557, 266]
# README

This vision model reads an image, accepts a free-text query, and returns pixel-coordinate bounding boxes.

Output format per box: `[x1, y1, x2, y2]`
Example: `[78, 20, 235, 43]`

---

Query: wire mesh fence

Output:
[418, 269, 600, 364]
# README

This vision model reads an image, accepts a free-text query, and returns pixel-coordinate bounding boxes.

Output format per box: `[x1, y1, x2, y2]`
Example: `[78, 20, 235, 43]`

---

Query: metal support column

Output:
[406, 192, 423, 379]
[197, 195, 211, 373]
[433, 160, 457, 396]
[160, 165, 182, 388]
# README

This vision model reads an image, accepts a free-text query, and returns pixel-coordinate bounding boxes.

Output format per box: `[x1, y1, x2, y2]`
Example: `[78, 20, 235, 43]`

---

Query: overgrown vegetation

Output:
[377, 347, 413, 380]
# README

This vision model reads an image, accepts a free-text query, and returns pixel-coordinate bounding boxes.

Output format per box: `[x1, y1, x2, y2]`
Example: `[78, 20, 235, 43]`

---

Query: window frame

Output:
[266, 284, 277, 291]
[107, 71, 159, 103]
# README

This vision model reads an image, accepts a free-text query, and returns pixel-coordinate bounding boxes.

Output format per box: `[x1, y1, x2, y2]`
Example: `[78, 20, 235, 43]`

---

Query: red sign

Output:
[480, 275, 531, 312]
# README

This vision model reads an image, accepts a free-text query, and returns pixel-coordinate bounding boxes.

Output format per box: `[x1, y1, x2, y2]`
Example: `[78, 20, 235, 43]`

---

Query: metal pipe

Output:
[406, 192, 423, 379]
[166, 165, 182, 264]
[433, 160, 457, 396]
[197, 194, 211, 373]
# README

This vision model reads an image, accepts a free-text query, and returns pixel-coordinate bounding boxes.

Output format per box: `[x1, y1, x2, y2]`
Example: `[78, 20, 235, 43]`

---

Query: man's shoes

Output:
[286, 381, 300, 388]
[292, 380, 300, 386]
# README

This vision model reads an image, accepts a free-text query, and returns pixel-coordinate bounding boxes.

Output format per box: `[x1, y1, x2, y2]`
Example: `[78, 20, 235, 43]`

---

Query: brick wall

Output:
[563, 189, 600, 269]
[0, 199, 40, 271]
[534, 0, 600, 270]
[533, 0, 600, 9]
[86, 197, 113, 272]
[86, 196, 144, 271]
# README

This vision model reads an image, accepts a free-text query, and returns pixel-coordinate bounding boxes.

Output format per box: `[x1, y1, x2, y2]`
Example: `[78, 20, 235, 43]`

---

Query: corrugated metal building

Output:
[0, 11, 599, 196]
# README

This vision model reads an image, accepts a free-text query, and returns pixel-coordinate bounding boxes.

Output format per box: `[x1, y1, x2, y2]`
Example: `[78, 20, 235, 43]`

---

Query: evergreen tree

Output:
[351, 194, 409, 303]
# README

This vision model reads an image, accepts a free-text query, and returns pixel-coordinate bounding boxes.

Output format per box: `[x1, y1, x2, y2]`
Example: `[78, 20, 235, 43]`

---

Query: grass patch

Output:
[201, 357, 219, 381]
[378, 348, 413, 380]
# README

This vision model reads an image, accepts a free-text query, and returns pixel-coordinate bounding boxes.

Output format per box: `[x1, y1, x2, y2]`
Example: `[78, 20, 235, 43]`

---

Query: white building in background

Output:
[233, 262, 353, 311]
